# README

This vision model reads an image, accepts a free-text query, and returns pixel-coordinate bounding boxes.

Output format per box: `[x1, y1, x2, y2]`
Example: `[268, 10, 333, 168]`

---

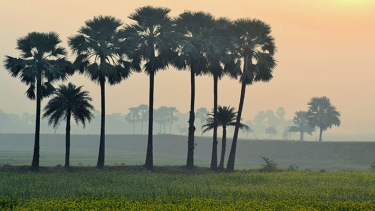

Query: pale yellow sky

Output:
[1, 0, 374, 134]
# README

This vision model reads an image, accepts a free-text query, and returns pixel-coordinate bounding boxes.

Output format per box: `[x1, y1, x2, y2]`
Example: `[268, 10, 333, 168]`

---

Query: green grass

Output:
[1, 166, 375, 210]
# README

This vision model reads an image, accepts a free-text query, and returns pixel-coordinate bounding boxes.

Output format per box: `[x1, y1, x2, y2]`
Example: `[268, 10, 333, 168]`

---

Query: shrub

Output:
[260, 156, 279, 172]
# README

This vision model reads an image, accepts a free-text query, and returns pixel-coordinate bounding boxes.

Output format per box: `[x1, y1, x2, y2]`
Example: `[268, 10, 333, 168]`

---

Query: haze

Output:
[1, 0, 374, 135]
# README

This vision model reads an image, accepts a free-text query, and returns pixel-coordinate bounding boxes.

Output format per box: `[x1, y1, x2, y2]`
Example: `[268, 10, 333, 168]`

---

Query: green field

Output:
[1, 167, 375, 210]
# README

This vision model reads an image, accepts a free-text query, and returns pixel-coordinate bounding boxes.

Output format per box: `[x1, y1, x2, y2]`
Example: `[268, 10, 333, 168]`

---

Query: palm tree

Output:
[203, 106, 249, 169]
[226, 19, 277, 172]
[43, 83, 94, 167]
[166, 107, 178, 134]
[265, 126, 277, 139]
[289, 111, 315, 141]
[196, 107, 209, 134]
[205, 18, 242, 170]
[306, 96, 341, 141]
[124, 6, 177, 170]
[4, 32, 73, 170]
[173, 11, 217, 169]
[68, 16, 135, 168]
[137, 104, 149, 134]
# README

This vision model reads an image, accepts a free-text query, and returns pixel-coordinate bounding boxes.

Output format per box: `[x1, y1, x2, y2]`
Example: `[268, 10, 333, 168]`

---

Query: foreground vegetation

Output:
[1, 166, 375, 210]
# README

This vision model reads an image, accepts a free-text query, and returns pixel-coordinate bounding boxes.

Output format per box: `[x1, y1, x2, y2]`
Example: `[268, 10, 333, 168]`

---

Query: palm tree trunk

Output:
[31, 74, 42, 171]
[218, 125, 227, 169]
[300, 131, 304, 141]
[145, 73, 154, 170]
[97, 78, 105, 169]
[319, 127, 323, 141]
[133, 121, 135, 134]
[227, 82, 246, 172]
[210, 75, 218, 170]
[65, 111, 71, 168]
[186, 70, 196, 169]
[170, 121, 173, 134]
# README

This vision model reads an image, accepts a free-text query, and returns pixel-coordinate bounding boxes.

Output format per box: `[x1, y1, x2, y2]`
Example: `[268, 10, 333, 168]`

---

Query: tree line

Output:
[4, 6, 277, 171]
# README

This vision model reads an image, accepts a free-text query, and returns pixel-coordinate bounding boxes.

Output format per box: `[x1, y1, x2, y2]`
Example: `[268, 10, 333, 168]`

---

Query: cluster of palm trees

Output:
[288, 96, 341, 141]
[3, 6, 277, 171]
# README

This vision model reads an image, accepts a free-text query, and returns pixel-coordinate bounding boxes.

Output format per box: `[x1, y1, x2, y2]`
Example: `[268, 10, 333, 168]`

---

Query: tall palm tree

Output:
[289, 111, 315, 141]
[306, 96, 341, 141]
[226, 19, 277, 172]
[68, 16, 135, 168]
[202, 106, 249, 169]
[173, 11, 217, 169]
[43, 83, 94, 167]
[124, 6, 177, 170]
[4, 32, 73, 170]
[206, 18, 242, 170]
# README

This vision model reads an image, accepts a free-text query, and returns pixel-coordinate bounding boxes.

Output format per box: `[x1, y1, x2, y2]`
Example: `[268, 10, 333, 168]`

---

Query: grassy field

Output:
[1, 167, 375, 210]
[1, 133, 375, 171]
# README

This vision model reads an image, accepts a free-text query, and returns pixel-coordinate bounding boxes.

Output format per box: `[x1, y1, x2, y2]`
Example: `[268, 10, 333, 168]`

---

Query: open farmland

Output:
[1, 134, 375, 171]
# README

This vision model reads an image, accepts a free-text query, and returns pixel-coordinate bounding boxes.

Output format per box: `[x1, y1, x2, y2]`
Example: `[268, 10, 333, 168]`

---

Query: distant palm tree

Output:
[68, 16, 135, 168]
[289, 111, 315, 141]
[124, 6, 177, 170]
[173, 11, 216, 169]
[227, 19, 277, 172]
[125, 107, 140, 134]
[43, 83, 94, 167]
[137, 104, 149, 134]
[196, 107, 209, 134]
[265, 126, 277, 139]
[306, 96, 341, 141]
[202, 106, 249, 169]
[4, 32, 73, 170]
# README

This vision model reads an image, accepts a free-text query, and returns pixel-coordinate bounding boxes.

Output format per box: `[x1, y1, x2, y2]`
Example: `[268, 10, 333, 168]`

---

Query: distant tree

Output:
[4, 32, 73, 170]
[276, 107, 286, 120]
[177, 126, 188, 136]
[241, 120, 256, 139]
[166, 107, 179, 134]
[202, 106, 249, 169]
[196, 107, 209, 134]
[306, 96, 341, 141]
[289, 111, 315, 141]
[124, 6, 177, 170]
[125, 107, 140, 134]
[43, 83, 94, 167]
[265, 127, 277, 139]
[137, 104, 149, 134]
[69, 16, 135, 168]
[282, 126, 292, 140]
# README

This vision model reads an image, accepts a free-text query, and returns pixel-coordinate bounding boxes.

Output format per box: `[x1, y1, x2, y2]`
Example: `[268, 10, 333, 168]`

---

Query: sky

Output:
[0, 0, 374, 134]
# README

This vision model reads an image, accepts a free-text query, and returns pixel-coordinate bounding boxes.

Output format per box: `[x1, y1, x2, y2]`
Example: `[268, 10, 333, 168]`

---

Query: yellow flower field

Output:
[1, 169, 375, 210]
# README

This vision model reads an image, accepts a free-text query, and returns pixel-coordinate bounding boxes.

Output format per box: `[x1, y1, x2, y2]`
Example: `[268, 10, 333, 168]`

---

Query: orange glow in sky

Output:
[0, 0, 374, 134]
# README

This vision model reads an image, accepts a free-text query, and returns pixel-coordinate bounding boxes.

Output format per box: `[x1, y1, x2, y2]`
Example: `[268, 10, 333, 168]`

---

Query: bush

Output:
[287, 164, 299, 171]
[260, 156, 279, 172]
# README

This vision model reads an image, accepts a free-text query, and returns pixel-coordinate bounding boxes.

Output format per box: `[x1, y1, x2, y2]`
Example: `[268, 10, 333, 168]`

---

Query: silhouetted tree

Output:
[227, 19, 277, 172]
[69, 16, 135, 168]
[306, 96, 341, 141]
[203, 106, 249, 169]
[289, 111, 315, 141]
[43, 83, 94, 167]
[196, 107, 209, 134]
[173, 11, 215, 169]
[265, 126, 277, 139]
[4, 32, 73, 170]
[125, 107, 140, 134]
[137, 104, 149, 134]
[124, 6, 177, 170]
[166, 107, 179, 134]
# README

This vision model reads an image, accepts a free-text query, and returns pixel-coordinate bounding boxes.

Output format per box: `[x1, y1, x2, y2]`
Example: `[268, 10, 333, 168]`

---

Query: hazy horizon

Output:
[1, 0, 374, 135]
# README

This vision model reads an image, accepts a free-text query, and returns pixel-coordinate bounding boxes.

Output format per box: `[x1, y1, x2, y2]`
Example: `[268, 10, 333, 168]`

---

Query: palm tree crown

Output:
[306, 96, 341, 141]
